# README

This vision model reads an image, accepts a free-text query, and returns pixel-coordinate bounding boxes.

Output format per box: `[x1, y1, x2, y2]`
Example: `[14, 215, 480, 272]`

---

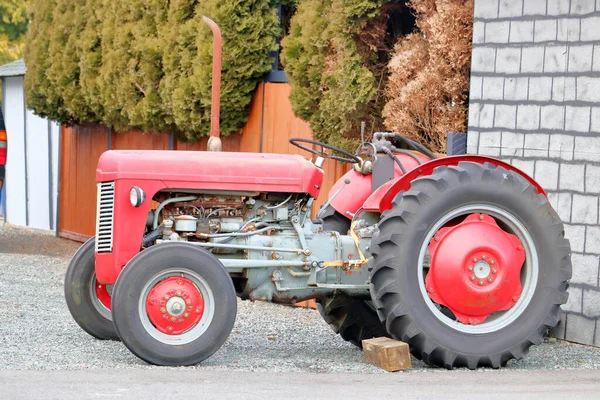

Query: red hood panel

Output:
[96, 150, 324, 197]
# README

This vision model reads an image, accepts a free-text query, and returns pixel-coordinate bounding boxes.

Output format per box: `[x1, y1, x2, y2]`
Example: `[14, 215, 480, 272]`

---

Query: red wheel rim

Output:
[95, 282, 112, 310]
[145, 277, 205, 335]
[426, 213, 526, 325]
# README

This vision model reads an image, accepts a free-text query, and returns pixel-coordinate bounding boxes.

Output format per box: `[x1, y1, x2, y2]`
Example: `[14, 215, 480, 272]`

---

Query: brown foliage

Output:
[383, 0, 473, 153]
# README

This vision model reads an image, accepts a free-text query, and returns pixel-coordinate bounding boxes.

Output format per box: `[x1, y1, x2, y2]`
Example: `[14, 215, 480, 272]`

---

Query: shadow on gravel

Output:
[0, 225, 81, 257]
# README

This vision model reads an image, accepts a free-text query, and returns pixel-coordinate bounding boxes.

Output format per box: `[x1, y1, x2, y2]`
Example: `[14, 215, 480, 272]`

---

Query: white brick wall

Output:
[469, 0, 600, 346]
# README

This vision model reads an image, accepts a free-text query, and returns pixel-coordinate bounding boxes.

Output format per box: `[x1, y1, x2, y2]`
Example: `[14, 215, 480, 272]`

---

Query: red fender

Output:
[329, 152, 428, 218]
[362, 155, 547, 213]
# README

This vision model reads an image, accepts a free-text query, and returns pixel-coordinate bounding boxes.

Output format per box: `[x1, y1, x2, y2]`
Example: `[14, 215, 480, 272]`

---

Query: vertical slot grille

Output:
[95, 181, 115, 253]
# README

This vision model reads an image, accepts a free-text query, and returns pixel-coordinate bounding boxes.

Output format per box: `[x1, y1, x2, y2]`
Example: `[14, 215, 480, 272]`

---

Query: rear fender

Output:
[329, 152, 428, 219]
[362, 155, 547, 213]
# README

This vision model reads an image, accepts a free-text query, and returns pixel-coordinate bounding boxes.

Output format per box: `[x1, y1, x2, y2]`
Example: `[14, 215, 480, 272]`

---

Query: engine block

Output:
[151, 192, 373, 303]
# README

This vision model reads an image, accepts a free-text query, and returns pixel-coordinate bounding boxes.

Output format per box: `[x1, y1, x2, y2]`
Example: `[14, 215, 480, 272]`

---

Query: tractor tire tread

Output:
[316, 293, 388, 348]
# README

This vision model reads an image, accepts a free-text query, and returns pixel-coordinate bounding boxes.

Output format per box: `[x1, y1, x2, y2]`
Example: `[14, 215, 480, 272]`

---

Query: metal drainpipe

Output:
[202, 16, 222, 152]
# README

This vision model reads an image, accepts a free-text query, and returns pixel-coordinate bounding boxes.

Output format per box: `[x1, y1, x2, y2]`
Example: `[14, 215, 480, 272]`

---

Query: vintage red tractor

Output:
[64, 18, 571, 369]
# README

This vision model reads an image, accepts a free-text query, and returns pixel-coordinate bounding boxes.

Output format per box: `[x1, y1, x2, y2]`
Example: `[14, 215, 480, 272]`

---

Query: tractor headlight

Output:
[129, 186, 146, 207]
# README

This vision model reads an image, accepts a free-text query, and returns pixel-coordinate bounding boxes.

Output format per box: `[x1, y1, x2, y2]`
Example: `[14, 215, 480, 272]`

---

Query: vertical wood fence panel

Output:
[238, 82, 264, 153]
[59, 124, 108, 240]
[112, 130, 169, 150]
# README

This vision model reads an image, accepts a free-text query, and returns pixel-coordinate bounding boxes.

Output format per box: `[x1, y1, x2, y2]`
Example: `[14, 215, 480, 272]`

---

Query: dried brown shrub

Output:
[383, 0, 473, 153]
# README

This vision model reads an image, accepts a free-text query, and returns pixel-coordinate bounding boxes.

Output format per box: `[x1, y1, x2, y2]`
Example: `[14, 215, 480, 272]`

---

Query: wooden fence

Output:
[59, 82, 349, 241]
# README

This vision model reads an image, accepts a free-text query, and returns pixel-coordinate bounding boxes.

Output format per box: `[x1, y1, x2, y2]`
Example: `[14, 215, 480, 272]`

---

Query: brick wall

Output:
[468, 0, 600, 345]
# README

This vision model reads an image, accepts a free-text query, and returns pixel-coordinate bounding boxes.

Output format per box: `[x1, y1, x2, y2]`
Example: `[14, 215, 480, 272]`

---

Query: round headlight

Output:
[130, 186, 146, 207]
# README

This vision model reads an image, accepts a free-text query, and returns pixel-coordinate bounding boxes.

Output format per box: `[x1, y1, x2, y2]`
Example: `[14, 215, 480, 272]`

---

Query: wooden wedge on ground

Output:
[362, 337, 411, 372]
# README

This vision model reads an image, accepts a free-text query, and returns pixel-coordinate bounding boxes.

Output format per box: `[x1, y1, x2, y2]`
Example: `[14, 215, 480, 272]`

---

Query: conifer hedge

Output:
[281, 0, 391, 150]
[24, 0, 280, 139]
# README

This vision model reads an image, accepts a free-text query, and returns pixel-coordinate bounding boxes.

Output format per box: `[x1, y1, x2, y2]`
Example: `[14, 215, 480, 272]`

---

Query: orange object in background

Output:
[0, 129, 6, 165]
[295, 299, 317, 309]
[0, 108, 6, 194]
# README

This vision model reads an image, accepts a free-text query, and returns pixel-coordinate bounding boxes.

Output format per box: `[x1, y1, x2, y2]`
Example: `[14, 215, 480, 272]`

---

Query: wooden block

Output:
[362, 337, 411, 372]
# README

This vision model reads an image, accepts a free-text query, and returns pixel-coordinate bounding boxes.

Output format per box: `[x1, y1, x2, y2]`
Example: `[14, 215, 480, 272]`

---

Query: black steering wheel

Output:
[289, 138, 362, 164]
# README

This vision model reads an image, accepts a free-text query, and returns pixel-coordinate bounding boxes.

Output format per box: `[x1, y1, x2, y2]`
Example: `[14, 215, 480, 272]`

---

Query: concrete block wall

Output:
[468, 0, 600, 345]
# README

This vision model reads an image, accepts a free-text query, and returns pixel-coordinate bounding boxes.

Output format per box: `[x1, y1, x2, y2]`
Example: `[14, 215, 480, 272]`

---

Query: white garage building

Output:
[0, 59, 60, 233]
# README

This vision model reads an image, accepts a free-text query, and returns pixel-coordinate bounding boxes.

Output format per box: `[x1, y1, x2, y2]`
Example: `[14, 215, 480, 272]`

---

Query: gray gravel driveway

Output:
[1, 225, 600, 372]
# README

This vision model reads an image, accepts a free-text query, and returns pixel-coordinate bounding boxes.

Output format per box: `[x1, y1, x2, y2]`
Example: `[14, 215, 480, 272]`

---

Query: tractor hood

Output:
[96, 150, 324, 197]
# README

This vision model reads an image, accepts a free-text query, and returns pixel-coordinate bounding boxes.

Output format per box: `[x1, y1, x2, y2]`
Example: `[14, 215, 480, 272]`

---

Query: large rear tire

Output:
[111, 243, 237, 366]
[64, 237, 119, 340]
[317, 206, 388, 348]
[370, 162, 571, 369]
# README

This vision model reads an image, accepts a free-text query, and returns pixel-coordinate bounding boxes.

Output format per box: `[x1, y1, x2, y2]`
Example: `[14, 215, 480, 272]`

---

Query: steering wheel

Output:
[289, 138, 362, 164]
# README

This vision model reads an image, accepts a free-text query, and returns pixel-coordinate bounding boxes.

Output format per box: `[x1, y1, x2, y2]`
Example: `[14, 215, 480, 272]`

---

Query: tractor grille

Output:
[95, 181, 115, 253]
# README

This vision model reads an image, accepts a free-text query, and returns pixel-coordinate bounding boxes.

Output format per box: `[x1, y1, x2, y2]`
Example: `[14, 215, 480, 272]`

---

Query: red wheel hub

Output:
[95, 282, 112, 310]
[145, 277, 205, 335]
[425, 214, 525, 325]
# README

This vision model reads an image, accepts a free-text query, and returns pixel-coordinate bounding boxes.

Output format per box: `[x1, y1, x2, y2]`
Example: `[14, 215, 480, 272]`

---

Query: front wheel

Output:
[111, 243, 237, 366]
[64, 237, 118, 340]
[370, 162, 571, 369]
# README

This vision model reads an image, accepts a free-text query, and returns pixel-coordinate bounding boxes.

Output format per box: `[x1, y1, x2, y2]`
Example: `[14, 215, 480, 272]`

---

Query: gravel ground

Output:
[1, 225, 600, 372]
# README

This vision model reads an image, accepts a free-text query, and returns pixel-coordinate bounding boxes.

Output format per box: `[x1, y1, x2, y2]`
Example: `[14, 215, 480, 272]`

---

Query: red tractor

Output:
[64, 19, 571, 369]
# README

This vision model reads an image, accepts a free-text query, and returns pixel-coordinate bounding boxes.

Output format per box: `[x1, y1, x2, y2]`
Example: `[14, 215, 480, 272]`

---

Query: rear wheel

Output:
[370, 162, 571, 369]
[111, 243, 237, 366]
[64, 237, 118, 340]
[317, 206, 388, 347]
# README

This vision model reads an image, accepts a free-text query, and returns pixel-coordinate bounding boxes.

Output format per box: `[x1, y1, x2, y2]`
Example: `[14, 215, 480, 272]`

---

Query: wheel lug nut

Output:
[487, 277, 493, 283]
[490, 260, 495, 265]
[468, 266, 473, 271]
[470, 276, 476, 281]
[161, 308, 167, 314]
[492, 268, 497, 274]
[479, 280, 484, 285]
[472, 257, 477, 262]
[482, 255, 486, 260]
[186, 299, 192, 305]
[183, 313, 189, 318]
[176, 291, 182, 296]
[164, 295, 169, 300]
[171, 317, 176, 322]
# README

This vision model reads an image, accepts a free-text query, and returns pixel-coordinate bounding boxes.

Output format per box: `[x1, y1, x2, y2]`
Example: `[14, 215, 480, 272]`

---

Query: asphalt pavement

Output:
[1, 369, 600, 400]
[2, 225, 600, 398]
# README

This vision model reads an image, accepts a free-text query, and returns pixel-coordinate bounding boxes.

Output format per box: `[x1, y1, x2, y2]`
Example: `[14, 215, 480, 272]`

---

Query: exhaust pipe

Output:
[202, 16, 222, 152]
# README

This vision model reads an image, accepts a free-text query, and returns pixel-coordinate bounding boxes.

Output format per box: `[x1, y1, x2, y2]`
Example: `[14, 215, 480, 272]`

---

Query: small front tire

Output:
[64, 237, 119, 340]
[111, 243, 237, 366]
